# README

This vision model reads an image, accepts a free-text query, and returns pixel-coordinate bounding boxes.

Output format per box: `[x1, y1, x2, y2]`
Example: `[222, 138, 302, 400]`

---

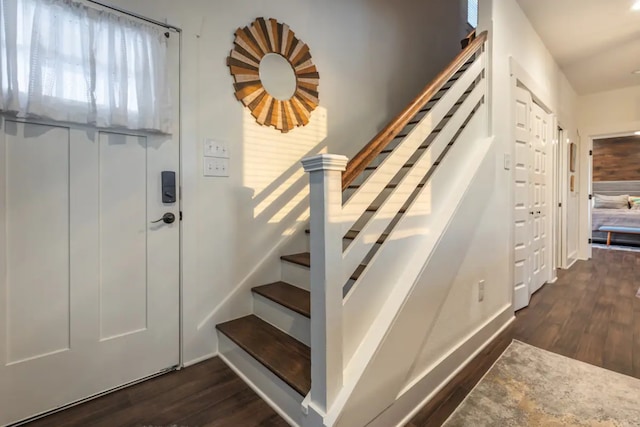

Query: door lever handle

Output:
[151, 213, 176, 224]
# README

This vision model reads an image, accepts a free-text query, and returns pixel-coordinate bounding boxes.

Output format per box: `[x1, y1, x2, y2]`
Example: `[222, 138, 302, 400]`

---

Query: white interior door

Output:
[530, 103, 550, 294]
[0, 28, 180, 427]
[513, 87, 551, 311]
[513, 87, 532, 311]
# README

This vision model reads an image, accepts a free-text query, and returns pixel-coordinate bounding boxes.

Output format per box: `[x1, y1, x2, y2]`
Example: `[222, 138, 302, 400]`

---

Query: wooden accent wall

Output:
[593, 136, 640, 182]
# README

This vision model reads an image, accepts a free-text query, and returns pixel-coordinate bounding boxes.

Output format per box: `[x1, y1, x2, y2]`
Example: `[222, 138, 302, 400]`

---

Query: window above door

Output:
[0, 0, 173, 133]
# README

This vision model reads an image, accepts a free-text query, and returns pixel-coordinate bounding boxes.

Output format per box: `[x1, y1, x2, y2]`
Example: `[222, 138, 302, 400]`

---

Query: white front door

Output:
[0, 30, 180, 427]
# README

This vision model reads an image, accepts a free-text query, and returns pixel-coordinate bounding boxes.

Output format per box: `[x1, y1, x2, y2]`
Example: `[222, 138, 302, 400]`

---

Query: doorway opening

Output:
[589, 133, 640, 252]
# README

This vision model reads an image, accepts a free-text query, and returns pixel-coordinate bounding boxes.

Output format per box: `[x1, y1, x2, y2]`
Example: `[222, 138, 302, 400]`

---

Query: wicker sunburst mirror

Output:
[227, 18, 320, 133]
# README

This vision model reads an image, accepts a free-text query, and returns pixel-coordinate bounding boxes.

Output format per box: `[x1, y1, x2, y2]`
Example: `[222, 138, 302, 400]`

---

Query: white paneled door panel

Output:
[513, 87, 551, 312]
[531, 103, 549, 294]
[0, 30, 180, 424]
[513, 87, 531, 312]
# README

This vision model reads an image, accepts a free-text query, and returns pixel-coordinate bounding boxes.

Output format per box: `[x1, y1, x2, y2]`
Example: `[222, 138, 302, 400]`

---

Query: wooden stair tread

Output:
[252, 282, 310, 318]
[281, 253, 365, 281]
[216, 315, 311, 396]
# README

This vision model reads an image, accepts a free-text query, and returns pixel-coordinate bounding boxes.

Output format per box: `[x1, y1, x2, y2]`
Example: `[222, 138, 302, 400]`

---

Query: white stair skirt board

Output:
[376, 305, 515, 427]
[253, 294, 311, 347]
[217, 332, 305, 427]
[281, 261, 311, 290]
[328, 134, 496, 427]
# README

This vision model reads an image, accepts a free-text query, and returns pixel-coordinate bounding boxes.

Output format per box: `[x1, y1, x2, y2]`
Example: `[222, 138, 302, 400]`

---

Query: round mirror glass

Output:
[259, 53, 297, 101]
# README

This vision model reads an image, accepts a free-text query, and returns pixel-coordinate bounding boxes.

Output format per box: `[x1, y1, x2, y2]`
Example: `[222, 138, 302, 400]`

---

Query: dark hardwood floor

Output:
[24, 248, 637, 427]
[407, 247, 640, 426]
[23, 357, 288, 427]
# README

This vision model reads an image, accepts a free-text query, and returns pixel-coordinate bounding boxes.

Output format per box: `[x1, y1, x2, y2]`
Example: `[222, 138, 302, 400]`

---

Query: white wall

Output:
[102, 0, 467, 365]
[486, 0, 580, 269]
[577, 85, 640, 259]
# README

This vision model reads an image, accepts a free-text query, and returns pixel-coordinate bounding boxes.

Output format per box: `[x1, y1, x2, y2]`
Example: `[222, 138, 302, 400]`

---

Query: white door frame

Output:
[555, 126, 570, 269]
[509, 57, 558, 312]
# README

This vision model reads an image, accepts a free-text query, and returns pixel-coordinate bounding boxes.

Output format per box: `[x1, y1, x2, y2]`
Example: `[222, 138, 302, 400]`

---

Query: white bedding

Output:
[592, 208, 640, 231]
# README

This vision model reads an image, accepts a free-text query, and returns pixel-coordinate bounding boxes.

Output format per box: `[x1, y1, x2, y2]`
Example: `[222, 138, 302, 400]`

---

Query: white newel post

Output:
[301, 154, 348, 417]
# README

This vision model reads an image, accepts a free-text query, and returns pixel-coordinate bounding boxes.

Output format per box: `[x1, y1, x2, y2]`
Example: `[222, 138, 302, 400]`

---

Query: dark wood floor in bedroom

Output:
[407, 247, 640, 426]
[24, 248, 638, 427]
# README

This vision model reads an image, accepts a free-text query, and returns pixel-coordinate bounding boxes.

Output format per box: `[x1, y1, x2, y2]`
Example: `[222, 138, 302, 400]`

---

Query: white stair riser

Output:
[253, 294, 311, 347]
[281, 261, 311, 290]
[281, 259, 356, 297]
[217, 333, 304, 427]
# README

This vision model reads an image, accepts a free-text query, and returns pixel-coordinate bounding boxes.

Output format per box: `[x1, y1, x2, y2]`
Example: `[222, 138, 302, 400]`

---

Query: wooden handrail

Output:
[461, 29, 477, 49]
[342, 31, 487, 190]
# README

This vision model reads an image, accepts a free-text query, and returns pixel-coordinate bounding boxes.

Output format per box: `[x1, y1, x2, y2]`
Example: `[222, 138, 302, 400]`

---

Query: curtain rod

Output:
[86, 0, 182, 32]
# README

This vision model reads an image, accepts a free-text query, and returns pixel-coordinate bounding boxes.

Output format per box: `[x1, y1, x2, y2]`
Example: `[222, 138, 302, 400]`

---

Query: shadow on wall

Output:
[195, 106, 328, 331]
[242, 107, 328, 230]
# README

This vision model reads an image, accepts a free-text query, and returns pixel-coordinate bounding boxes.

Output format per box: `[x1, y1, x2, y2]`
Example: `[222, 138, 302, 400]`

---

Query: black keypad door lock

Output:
[162, 171, 177, 204]
[151, 213, 176, 224]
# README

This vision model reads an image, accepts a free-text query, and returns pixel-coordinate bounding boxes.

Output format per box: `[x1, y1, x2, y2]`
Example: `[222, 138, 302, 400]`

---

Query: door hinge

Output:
[588, 238, 592, 244]
[589, 150, 593, 156]
[588, 194, 593, 200]
[159, 365, 179, 375]
[179, 211, 183, 221]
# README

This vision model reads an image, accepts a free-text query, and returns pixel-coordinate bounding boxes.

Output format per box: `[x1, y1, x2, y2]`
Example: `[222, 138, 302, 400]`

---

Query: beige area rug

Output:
[443, 341, 640, 426]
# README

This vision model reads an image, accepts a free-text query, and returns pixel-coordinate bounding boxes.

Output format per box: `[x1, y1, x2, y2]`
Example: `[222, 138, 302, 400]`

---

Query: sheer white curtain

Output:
[0, 0, 172, 133]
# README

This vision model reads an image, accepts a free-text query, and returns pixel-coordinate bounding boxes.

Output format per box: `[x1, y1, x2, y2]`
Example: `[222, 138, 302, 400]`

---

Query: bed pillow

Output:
[594, 194, 629, 209]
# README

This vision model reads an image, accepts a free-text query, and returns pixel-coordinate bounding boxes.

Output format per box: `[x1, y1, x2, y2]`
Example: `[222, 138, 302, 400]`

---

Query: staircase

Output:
[216, 31, 489, 426]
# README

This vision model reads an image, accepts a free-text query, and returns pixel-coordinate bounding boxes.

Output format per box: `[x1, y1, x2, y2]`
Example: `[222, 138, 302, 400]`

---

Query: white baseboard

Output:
[183, 351, 217, 368]
[365, 304, 514, 427]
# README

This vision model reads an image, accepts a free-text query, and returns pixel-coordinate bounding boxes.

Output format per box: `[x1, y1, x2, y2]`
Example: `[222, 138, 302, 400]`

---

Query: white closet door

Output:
[0, 28, 180, 427]
[513, 87, 532, 311]
[513, 87, 552, 312]
[531, 103, 550, 294]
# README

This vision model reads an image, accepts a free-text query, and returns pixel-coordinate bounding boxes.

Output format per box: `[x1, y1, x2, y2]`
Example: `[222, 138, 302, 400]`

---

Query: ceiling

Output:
[516, 0, 640, 95]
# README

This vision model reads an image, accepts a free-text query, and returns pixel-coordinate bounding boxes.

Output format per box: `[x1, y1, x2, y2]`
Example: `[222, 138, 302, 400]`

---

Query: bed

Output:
[592, 181, 640, 247]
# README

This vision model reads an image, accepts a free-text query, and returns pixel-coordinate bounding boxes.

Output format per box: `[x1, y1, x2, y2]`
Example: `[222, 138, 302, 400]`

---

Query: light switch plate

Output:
[204, 157, 229, 177]
[503, 153, 512, 170]
[204, 139, 230, 159]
